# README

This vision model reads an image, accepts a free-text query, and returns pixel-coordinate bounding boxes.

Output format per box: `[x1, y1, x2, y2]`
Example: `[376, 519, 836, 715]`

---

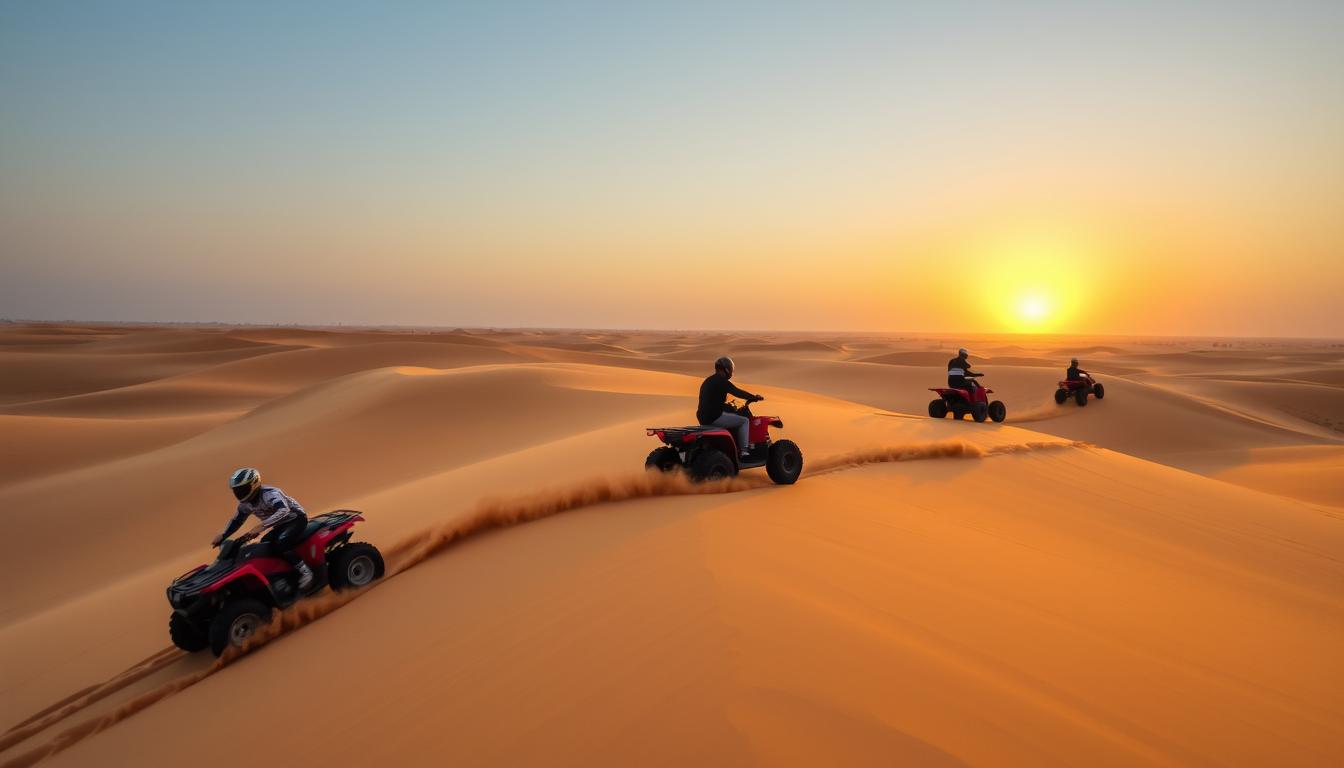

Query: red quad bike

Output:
[645, 399, 803, 484]
[1055, 374, 1105, 407]
[166, 510, 385, 656]
[928, 373, 1007, 423]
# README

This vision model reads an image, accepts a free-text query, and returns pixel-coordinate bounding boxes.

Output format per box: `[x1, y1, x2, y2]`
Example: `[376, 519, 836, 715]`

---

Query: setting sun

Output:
[1019, 295, 1050, 324]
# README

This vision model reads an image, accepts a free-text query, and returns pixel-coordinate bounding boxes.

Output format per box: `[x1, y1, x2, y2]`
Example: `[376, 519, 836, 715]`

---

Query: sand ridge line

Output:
[0, 438, 1090, 767]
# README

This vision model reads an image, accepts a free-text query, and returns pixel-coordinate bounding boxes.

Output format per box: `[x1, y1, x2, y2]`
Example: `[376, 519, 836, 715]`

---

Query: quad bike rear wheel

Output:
[209, 598, 273, 657]
[1093, 383, 1105, 399]
[766, 440, 803, 485]
[972, 403, 989, 422]
[645, 446, 682, 472]
[688, 449, 734, 482]
[1054, 388, 1068, 404]
[989, 400, 1006, 423]
[928, 399, 948, 418]
[1075, 389, 1088, 406]
[169, 612, 208, 652]
[329, 543, 385, 591]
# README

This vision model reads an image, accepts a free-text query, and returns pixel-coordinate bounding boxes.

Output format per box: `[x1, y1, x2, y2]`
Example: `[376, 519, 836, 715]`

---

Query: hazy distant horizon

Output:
[5, 316, 1341, 343]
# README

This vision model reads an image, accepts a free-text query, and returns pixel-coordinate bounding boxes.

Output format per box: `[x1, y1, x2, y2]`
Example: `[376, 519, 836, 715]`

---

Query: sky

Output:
[2, 1, 1342, 336]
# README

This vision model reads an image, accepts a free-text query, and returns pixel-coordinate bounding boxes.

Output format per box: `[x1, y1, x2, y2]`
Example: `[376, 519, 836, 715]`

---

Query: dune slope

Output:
[14, 445, 1342, 768]
[1, 324, 1340, 767]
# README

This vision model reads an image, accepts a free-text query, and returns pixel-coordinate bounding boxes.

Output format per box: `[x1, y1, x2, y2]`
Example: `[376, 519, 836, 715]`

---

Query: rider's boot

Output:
[295, 561, 315, 590]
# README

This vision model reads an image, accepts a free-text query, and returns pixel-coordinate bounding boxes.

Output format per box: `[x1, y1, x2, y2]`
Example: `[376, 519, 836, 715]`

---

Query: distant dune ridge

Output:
[0, 323, 1341, 766]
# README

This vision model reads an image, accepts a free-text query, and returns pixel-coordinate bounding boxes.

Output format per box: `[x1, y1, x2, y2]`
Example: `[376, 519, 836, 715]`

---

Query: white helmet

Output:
[714, 356, 735, 378]
[229, 467, 261, 502]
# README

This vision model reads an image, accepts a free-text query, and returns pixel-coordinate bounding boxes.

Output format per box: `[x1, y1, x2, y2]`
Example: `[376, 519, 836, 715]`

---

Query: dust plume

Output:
[1007, 399, 1075, 423]
[807, 439, 1089, 475]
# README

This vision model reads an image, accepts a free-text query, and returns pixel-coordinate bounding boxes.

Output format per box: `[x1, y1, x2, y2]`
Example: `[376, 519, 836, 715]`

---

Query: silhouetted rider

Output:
[1066, 358, 1089, 381]
[947, 348, 983, 390]
[698, 356, 761, 459]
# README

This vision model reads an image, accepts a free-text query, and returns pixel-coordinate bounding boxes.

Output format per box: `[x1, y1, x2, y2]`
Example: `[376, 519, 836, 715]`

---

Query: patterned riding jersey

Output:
[233, 485, 305, 530]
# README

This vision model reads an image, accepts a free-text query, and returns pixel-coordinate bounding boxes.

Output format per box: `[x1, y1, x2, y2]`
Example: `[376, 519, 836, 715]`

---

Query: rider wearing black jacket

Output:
[698, 357, 760, 457]
[947, 348, 982, 389]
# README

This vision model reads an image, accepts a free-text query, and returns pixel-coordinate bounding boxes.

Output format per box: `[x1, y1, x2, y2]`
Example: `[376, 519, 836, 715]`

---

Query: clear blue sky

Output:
[3, 1, 1341, 334]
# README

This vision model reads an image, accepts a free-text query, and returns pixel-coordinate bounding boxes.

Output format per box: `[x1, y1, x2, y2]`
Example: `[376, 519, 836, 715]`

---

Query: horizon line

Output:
[3, 318, 1341, 343]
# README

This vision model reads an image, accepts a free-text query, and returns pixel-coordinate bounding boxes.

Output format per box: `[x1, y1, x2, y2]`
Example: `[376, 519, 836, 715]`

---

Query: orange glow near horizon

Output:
[1, 5, 1341, 336]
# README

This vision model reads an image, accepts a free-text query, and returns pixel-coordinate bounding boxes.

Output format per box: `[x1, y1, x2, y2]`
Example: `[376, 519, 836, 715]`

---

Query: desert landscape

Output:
[1, 322, 1341, 767]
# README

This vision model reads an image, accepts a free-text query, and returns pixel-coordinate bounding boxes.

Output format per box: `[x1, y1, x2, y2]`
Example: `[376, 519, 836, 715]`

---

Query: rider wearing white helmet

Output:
[947, 348, 983, 390]
[1066, 357, 1089, 381]
[214, 468, 315, 589]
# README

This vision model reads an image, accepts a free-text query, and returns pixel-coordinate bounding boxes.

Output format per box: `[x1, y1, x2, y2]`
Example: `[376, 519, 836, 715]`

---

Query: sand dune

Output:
[0, 413, 228, 488]
[1209, 445, 1344, 508]
[1, 323, 1340, 767]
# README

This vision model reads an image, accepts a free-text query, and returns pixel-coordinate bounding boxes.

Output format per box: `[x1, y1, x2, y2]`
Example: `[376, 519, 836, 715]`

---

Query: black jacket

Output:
[947, 356, 980, 376]
[697, 374, 756, 424]
[1066, 364, 1088, 381]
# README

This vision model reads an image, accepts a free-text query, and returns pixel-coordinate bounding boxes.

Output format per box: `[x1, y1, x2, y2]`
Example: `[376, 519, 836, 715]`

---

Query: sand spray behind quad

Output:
[1, 438, 1089, 768]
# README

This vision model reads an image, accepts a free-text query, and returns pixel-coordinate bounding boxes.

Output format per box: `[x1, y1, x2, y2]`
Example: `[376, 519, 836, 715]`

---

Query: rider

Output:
[698, 356, 762, 459]
[1066, 357, 1090, 382]
[213, 468, 315, 589]
[947, 348, 983, 390]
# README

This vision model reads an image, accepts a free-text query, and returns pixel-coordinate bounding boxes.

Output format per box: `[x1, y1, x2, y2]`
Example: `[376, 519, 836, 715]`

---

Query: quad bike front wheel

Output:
[1075, 389, 1088, 407]
[1054, 388, 1068, 405]
[645, 446, 682, 472]
[972, 403, 989, 422]
[989, 401, 1006, 423]
[329, 543, 385, 591]
[208, 598, 273, 656]
[766, 440, 803, 485]
[1093, 383, 1105, 399]
[928, 399, 948, 418]
[688, 449, 734, 482]
[169, 612, 208, 653]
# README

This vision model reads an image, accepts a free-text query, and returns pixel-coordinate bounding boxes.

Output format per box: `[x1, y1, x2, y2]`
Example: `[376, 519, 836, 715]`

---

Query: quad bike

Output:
[166, 510, 384, 656]
[928, 373, 1006, 423]
[1055, 374, 1105, 406]
[645, 398, 803, 484]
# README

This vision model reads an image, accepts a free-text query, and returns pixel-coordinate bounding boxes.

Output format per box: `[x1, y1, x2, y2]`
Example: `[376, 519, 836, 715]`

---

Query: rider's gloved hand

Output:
[210, 533, 224, 547]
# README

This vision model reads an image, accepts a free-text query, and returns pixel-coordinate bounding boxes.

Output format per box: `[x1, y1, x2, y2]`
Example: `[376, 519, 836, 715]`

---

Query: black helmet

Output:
[229, 467, 261, 502]
[714, 356, 735, 378]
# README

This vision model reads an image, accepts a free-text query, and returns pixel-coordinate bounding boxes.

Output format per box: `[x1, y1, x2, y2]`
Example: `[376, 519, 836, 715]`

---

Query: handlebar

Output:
[212, 531, 257, 549]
